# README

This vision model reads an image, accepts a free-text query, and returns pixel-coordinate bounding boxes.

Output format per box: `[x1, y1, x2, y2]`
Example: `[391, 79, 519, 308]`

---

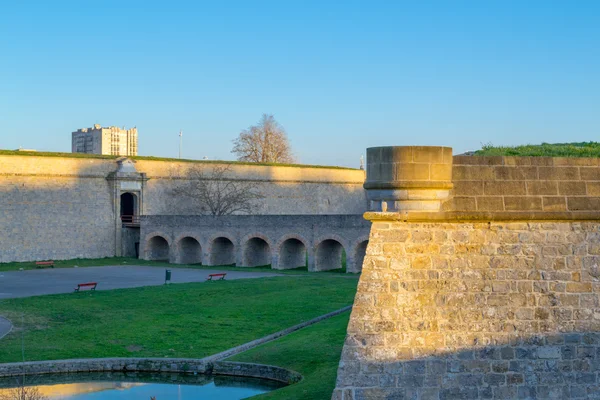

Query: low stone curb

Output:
[202, 305, 353, 362]
[0, 358, 301, 385]
[0, 317, 12, 340]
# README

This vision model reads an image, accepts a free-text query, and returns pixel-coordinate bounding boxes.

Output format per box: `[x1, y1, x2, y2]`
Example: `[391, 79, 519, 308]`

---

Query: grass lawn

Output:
[0, 149, 358, 170]
[0, 277, 357, 363]
[474, 141, 600, 157]
[0, 257, 353, 275]
[230, 311, 350, 400]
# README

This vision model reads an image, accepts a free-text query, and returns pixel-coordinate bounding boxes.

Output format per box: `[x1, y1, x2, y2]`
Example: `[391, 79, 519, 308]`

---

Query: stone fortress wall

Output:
[135, 158, 367, 216]
[0, 156, 117, 263]
[140, 215, 371, 272]
[0, 153, 366, 263]
[333, 147, 600, 399]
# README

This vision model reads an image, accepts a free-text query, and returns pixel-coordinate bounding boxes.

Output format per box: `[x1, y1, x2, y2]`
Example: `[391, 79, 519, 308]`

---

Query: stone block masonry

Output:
[0, 171, 116, 263]
[446, 155, 600, 213]
[333, 146, 600, 399]
[334, 220, 600, 399]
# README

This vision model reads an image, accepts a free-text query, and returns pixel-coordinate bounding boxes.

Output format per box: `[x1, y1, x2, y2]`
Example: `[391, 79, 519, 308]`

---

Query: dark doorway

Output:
[120, 193, 135, 217]
[121, 193, 137, 224]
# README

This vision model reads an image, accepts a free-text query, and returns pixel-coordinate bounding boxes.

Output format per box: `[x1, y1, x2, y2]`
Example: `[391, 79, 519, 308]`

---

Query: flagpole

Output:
[179, 130, 182, 159]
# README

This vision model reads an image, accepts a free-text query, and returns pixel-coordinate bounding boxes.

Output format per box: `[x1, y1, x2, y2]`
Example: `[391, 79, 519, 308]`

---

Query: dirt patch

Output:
[126, 345, 144, 352]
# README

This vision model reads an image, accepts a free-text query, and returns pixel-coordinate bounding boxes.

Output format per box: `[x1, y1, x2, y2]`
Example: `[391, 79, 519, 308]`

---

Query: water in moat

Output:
[0, 372, 285, 399]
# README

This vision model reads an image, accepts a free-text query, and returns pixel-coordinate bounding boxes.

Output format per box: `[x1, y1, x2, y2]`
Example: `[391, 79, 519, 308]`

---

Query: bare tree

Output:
[0, 386, 48, 400]
[171, 164, 264, 215]
[232, 114, 295, 163]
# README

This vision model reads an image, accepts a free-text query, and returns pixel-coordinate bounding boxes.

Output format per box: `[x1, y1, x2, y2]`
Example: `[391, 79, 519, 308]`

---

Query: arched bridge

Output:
[139, 215, 370, 273]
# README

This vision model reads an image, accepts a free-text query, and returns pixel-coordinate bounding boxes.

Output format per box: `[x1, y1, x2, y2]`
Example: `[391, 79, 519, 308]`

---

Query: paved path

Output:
[203, 305, 353, 362]
[0, 266, 282, 299]
[0, 316, 12, 339]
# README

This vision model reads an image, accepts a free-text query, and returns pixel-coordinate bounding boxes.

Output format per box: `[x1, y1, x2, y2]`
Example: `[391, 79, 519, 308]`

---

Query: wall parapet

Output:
[449, 154, 600, 213]
[362, 146, 600, 215]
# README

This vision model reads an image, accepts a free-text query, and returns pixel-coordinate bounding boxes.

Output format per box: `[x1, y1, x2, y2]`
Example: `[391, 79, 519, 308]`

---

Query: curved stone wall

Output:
[0, 358, 301, 385]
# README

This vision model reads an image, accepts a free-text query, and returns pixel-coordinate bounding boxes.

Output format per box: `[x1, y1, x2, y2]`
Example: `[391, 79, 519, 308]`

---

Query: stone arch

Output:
[173, 233, 206, 250]
[351, 237, 370, 273]
[241, 233, 272, 267]
[209, 234, 236, 266]
[276, 234, 309, 270]
[144, 233, 171, 261]
[174, 234, 203, 265]
[143, 232, 172, 247]
[313, 234, 350, 254]
[315, 236, 347, 272]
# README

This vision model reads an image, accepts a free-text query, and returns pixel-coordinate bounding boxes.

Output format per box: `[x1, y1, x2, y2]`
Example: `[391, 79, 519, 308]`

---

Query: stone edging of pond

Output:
[0, 358, 302, 385]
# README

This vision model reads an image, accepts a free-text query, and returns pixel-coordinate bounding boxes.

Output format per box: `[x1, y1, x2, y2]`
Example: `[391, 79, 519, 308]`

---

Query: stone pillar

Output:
[364, 146, 452, 212]
[271, 252, 280, 270]
[202, 248, 211, 266]
[345, 255, 356, 274]
[306, 250, 316, 272]
[236, 248, 245, 268]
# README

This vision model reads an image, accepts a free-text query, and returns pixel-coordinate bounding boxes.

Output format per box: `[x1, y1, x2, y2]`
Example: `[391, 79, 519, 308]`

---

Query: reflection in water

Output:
[0, 372, 284, 400]
[0, 382, 145, 398]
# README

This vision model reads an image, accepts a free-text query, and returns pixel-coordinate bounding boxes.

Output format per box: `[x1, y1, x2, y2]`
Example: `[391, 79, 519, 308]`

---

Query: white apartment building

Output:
[72, 124, 138, 156]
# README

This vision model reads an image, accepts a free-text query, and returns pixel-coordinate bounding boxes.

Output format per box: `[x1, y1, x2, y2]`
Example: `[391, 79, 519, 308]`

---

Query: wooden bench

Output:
[35, 261, 54, 268]
[207, 273, 226, 281]
[74, 282, 97, 292]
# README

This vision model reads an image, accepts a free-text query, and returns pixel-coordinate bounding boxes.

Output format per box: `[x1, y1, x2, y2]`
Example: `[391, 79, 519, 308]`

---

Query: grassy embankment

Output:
[0, 149, 358, 170]
[0, 276, 355, 398]
[0, 275, 357, 399]
[474, 142, 600, 157]
[0, 276, 356, 362]
[230, 312, 350, 399]
[0, 256, 350, 274]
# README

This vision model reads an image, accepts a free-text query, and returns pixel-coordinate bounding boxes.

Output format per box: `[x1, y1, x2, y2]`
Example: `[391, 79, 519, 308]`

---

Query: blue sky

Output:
[0, 1, 598, 167]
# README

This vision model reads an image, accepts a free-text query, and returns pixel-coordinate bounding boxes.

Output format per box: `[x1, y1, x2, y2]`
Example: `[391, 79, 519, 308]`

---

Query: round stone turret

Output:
[364, 146, 453, 212]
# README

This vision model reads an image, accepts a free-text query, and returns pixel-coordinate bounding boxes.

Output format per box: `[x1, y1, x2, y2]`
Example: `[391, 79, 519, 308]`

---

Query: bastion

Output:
[333, 146, 600, 399]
